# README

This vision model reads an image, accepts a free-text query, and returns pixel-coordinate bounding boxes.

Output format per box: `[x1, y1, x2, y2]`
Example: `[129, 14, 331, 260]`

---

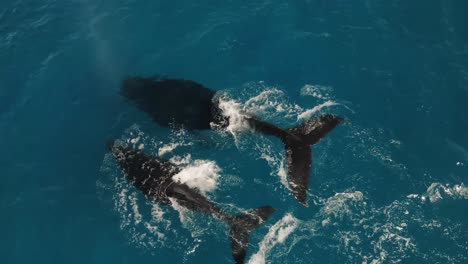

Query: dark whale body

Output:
[121, 77, 343, 206]
[122, 77, 222, 129]
[109, 142, 275, 264]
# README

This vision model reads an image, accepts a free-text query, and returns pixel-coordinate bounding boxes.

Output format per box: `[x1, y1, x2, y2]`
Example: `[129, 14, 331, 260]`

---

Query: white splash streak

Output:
[297, 100, 338, 121]
[277, 160, 290, 190]
[254, 142, 290, 190]
[129, 192, 142, 225]
[169, 198, 191, 226]
[172, 160, 221, 194]
[158, 142, 193, 157]
[243, 88, 288, 114]
[248, 213, 300, 264]
[169, 198, 207, 239]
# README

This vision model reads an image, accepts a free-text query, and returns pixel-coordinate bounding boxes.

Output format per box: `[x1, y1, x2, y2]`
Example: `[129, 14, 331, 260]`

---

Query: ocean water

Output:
[1, 0, 467, 263]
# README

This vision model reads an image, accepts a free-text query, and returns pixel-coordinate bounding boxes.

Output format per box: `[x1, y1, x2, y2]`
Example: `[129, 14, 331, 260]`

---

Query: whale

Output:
[121, 77, 343, 206]
[108, 141, 275, 264]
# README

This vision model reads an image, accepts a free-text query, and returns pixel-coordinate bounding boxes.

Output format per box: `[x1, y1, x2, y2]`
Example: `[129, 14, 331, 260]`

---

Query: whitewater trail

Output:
[248, 213, 300, 264]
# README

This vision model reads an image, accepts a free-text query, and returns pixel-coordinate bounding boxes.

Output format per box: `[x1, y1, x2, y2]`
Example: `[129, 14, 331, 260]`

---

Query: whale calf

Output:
[121, 77, 343, 205]
[108, 141, 275, 264]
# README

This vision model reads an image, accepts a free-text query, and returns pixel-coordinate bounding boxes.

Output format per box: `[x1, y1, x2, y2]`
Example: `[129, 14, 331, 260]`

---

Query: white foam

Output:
[172, 160, 221, 194]
[315, 191, 417, 263]
[216, 87, 301, 140]
[300, 84, 334, 99]
[260, 152, 275, 164]
[144, 203, 167, 240]
[217, 98, 252, 137]
[158, 142, 193, 157]
[129, 192, 142, 225]
[277, 160, 290, 189]
[169, 154, 193, 166]
[169, 198, 208, 238]
[426, 183, 468, 203]
[254, 142, 290, 190]
[321, 191, 365, 223]
[128, 136, 140, 145]
[297, 100, 338, 121]
[248, 213, 300, 264]
[243, 88, 287, 114]
[370, 228, 414, 263]
[151, 204, 166, 221]
[244, 89, 283, 104]
[144, 222, 165, 240]
[169, 198, 191, 226]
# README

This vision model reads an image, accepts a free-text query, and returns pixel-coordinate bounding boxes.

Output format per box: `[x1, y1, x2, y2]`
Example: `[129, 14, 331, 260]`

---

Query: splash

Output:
[215, 82, 345, 143]
[172, 160, 221, 195]
[425, 183, 468, 203]
[169, 198, 192, 227]
[169, 198, 213, 239]
[216, 97, 252, 137]
[248, 213, 300, 264]
[158, 142, 193, 157]
[212, 83, 343, 196]
[158, 128, 194, 157]
[320, 191, 365, 225]
[406, 182, 468, 203]
[243, 88, 291, 115]
[254, 141, 290, 192]
[301, 84, 335, 100]
[158, 143, 179, 156]
[169, 154, 193, 166]
[316, 191, 417, 263]
[297, 100, 338, 121]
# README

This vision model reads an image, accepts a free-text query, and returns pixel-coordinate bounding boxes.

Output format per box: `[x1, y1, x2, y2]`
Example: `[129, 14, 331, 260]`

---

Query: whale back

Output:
[109, 143, 178, 198]
[122, 77, 217, 129]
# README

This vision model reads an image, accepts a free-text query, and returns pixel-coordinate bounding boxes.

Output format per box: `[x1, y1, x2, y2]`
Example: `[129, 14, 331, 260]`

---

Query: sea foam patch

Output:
[158, 142, 193, 157]
[297, 100, 339, 121]
[248, 213, 300, 264]
[425, 183, 468, 203]
[301, 84, 335, 100]
[216, 97, 251, 135]
[172, 159, 221, 194]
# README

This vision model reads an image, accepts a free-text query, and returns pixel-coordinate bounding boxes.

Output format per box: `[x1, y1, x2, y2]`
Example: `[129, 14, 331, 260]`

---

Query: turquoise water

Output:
[1, 0, 467, 263]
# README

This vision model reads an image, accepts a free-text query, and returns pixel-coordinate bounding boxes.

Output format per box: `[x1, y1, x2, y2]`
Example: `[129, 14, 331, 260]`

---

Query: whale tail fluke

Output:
[228, 206, 275, 264]
[287, 114, 344, 145]
[282, 114, 344, 206]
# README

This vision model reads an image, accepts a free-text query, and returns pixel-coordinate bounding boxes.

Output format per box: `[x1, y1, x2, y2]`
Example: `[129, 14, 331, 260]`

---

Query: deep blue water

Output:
[1, 0, 467, 263]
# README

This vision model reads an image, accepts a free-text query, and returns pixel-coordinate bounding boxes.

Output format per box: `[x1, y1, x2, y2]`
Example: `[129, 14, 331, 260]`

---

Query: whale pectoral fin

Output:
[229, 206, 276, 264]
[285, 143, 312, 207]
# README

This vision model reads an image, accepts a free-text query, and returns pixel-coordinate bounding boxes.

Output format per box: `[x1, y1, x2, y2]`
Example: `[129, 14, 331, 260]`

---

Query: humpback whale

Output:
[108, 141, 275, 264]
[121, 77, 343, 206]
